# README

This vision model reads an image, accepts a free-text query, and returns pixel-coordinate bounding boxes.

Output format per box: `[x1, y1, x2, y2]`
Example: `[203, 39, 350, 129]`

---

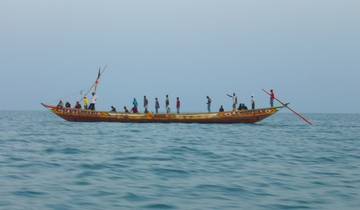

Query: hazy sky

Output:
[0, 0, 359, 113]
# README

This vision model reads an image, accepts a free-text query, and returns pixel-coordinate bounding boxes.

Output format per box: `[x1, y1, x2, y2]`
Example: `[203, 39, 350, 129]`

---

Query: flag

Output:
[96, 69, 101, 84]
[94, 69, 101, 92]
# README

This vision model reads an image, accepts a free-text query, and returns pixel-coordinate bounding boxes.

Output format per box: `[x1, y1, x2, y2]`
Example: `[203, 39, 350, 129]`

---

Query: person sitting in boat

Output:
[75, 101, 82, 109]
[65, 102, 71, 108]
[131, 106, 139, 113]
[57, 100, 64, 108]
[124, 106, 129, 113]
[83, 96, 89, 110]
[238, 103, 248, 111]
[110, 106, 117, 112]
[88, 92, 97, 110]
[219, 105, 225, 112]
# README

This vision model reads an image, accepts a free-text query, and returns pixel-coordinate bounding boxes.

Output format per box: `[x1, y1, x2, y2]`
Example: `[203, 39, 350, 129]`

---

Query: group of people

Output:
[57, 92, 97, 111]
[124, 95, 181, 114]
[57, 90, 277, 114]
[226, 90, 276, 111]
[113, 90, 275, 114]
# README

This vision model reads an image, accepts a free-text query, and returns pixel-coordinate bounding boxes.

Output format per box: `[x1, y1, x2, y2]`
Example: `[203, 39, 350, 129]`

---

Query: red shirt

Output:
[176, 100, 181, 108]
[270, 92, 275, 100]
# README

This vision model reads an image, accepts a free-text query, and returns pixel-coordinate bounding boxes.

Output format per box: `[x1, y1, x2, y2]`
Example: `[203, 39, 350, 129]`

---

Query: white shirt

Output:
[91, 95, 97, 104]
[233, 96, 237, 105]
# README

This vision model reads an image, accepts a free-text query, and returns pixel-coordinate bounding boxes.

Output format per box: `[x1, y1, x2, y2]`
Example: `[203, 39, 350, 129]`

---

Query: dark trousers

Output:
[89, 103, 95, 110]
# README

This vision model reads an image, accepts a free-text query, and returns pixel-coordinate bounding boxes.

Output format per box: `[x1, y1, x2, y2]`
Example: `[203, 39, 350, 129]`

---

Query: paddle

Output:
[262, 89, 313, 125]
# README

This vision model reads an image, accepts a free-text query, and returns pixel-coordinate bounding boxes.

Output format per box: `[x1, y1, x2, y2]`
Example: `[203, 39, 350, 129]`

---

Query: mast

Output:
[81, 65, 107, 99]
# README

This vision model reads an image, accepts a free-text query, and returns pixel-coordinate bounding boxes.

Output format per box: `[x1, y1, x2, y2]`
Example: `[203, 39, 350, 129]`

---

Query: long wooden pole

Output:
[84, 65, 107, 97]
[262, 89, 313, 125]
[79, 65, 107, 101]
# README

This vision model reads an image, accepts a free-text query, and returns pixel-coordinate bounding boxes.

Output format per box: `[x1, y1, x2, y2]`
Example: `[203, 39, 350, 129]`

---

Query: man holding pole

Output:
[262, 89, 313, 125]
[270, 89, 275, 107]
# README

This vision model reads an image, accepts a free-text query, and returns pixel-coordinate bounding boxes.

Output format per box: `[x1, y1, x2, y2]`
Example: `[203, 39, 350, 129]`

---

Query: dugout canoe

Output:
[42, 103, 282, 124]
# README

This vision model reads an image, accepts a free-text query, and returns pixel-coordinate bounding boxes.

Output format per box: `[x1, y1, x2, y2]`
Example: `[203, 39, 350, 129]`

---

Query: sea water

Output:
[0, 111, 359, 210]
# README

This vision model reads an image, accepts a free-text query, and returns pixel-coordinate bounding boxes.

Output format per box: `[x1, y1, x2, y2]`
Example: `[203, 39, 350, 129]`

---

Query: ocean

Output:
[0, 111, 359, 210]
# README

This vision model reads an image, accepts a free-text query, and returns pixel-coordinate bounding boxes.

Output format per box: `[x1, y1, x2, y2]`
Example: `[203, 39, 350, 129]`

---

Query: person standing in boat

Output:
[165, 95, 170, 114]
[227, 93, 238, 111]
[206, 96, 212, 112]
[143, 96, 149, 113]
[83, 96, 89, 110]
[233, 93, 238, 111]
[176, 97, 181, 114]
[133, 98, 138, 112]
[155, 98, 160, 114]
[251, 96, 256, 110]
[270, 89, 275, 107]
[89, 92, 97, 110]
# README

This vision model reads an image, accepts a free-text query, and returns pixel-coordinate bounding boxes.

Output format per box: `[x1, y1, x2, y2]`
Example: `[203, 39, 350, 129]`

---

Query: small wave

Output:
[194, 184, 248, 195]
[152, 168, 190, 178]
[91, 190, 117, 197]
[311, 180, 327, 186]
[73, 181, 91, 186]
[7, 157, 25, 162]
[128, 129, 142, 133]
[263, 204, 311, 210]
[16, 161, 61, 168]
[312, 171, 341, 177]
[76, 171, 98, 178]
[61, 147, 82, 154]
[13, 190, 47, 197]
[79, 163, 108, 170]
[123, 192, 148, 202]
[45, 147, 82, 155]
[114, 156, 172, 163]
[162, 146, 221, 159]
[142, 204, 177, 209]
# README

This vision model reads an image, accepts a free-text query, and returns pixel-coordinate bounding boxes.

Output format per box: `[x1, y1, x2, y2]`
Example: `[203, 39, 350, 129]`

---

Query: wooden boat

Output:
[42, 103, 283, 124]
